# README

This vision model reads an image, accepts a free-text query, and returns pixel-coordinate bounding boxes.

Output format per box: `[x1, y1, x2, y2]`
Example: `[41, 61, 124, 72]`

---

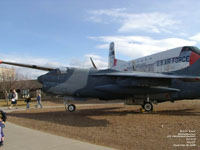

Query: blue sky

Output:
[1, 0, 200, 78]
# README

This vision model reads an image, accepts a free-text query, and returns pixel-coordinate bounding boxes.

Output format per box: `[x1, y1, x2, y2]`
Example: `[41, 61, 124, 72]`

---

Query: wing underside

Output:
[92, 70, 200, 95]
[92, 71, 200, 82]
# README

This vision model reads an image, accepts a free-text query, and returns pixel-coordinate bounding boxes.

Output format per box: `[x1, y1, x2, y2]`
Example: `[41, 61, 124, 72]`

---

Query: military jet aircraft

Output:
[0, 57, 200, 112]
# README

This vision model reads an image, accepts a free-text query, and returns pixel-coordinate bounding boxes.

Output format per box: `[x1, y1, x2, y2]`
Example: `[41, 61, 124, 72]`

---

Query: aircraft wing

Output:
[92, 71, 200, 81]
[0, 60, 54, 71]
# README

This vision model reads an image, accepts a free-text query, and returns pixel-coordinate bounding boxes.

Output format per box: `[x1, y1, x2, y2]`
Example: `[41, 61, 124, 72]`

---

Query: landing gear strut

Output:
[141, 95, 153, 112]
[64, 99, 76, 112]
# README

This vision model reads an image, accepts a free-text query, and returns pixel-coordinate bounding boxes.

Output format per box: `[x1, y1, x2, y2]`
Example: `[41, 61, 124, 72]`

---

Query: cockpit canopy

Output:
[182, 46, 200, 55]
[50, 67, 71, 74]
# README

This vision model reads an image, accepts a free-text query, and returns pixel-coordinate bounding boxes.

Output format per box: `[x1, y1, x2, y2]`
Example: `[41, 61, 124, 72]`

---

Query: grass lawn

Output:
[0, 99, 37, 107]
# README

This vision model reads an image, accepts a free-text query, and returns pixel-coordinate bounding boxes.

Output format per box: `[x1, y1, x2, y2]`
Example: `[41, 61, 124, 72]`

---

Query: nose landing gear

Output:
[68, 104, 76, 112]
[64, 99, 76, 112]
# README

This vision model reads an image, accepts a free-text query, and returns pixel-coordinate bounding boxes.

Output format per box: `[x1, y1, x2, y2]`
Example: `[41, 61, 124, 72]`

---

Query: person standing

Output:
[9, 89, 18, 109]
[25, 95, 31, 109]
[36, 94, 42, 108]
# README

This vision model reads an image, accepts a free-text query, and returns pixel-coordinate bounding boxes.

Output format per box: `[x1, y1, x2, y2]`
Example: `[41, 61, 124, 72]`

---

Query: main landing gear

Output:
[142, 102, 153, 112]
[141, 96, 154, 112]
[64, 99, 76, 112]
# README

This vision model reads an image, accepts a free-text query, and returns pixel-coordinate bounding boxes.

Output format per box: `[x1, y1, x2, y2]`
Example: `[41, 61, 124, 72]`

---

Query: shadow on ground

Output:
[8, 107, 122, 127]
[7, 105, 200, 127]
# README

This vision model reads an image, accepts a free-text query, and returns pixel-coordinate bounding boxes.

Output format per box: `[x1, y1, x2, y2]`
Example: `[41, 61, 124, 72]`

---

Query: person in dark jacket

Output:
[25, 95, 31, 109]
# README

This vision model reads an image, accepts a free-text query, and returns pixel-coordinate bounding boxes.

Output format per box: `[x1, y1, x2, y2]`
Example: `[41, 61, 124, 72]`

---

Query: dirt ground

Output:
[7, 100, 200, 150]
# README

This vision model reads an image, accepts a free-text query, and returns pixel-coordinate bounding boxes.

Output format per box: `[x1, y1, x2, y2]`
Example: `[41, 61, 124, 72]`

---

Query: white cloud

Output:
[89, 36, 196, 59]
[190, 33, 200, 42]
[88, 9, 179, 33]
[0, 54, 64, 79]
[0, 52, 108, 79]
[88, 8, 126, 23]
[118, 13, 178, 33]
[70, 54, 107, 69]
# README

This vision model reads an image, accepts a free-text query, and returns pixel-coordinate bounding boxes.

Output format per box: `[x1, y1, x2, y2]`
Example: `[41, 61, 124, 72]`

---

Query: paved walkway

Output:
[0, 107, 116, 150]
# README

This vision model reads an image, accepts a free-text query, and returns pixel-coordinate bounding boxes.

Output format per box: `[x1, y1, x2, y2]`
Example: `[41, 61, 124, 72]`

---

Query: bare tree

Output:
[0, 67, 15, 105]
[0, 67, 35, 105]
[14, 70, 30, 81]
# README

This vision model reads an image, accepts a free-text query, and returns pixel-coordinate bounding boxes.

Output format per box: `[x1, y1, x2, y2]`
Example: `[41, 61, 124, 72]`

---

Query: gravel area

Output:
[7, 100, 200, 150]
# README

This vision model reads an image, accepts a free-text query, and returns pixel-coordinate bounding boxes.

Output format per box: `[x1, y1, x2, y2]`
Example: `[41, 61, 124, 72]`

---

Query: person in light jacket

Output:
[9, 89, 18, 109]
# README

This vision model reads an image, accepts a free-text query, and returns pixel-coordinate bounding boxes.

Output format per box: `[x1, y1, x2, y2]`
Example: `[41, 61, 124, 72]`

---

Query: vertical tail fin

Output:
[107, 42, 133, 71]
[108, 42, 116, 68]
[90, 57, 97, 69]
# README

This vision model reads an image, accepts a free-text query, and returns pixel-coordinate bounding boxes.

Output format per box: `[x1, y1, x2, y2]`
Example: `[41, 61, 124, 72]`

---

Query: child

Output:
[0, 114, 5, 146]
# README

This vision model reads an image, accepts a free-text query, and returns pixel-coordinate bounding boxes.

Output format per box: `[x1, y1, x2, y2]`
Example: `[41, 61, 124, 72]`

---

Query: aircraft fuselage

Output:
[38, 67, 200, 103]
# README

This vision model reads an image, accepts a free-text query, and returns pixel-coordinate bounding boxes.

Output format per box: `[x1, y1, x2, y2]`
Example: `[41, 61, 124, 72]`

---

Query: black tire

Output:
[141, 104, 145, 109]
[68, 104, 76, 112]
[143, 102, 153, 112]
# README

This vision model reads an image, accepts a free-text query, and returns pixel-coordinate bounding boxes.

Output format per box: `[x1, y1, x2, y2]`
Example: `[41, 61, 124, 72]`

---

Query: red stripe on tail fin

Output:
[114, 59, 117, 66]
[190, 52, 200, 65]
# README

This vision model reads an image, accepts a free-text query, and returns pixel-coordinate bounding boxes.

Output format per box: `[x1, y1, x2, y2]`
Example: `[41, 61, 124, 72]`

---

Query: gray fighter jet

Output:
[1, 57, 200, 112]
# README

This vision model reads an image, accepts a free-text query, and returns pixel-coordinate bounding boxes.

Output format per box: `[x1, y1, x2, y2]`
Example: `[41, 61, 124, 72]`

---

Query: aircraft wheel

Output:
[141, 104, 145, 109]
[68, 104, 76, 112]
[143, 102, 153, 112]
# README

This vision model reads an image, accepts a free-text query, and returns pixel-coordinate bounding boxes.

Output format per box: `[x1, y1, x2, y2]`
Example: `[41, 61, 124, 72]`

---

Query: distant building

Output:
[0, 67, 43, 99]
[0, 67, 49, 100]
[11, 80, 42, 98]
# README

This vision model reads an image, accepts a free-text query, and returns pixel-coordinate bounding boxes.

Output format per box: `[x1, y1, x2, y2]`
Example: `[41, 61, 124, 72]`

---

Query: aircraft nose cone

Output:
[37, 75, 44, 84]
